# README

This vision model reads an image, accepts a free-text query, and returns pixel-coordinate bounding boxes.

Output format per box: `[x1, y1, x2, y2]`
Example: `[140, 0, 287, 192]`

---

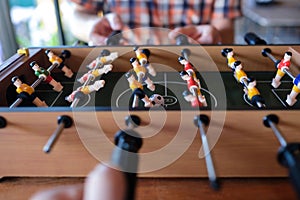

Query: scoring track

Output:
[27, 70, 300, 110]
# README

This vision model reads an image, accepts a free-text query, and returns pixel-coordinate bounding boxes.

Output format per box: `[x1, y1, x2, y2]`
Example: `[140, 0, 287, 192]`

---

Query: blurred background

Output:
[0, 0, 299, 64]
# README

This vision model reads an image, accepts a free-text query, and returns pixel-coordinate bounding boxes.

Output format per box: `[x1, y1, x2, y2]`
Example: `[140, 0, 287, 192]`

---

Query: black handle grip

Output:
[278, 143, 300, 199]
[244, 32, 267, 45]
[111, 129, 142, 200]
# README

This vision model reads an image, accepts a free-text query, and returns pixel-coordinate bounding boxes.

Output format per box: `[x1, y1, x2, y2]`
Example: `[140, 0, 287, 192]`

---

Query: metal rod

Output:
[194, 115, 219, 190]
[43, 115, 73, 153]
[263, 114, 287, 147]
[283, 68, 295, 80]
[43, 122, 65, 153]
[264, 51, 278, 63]
[268, 119, 287, 147]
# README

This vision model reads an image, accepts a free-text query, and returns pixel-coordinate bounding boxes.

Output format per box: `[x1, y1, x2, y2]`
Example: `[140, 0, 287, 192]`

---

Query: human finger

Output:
[83, 164, 126, 200]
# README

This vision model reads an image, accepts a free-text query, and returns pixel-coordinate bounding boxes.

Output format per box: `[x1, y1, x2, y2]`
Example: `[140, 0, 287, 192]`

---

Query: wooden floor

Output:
[0, 177, 297, 200]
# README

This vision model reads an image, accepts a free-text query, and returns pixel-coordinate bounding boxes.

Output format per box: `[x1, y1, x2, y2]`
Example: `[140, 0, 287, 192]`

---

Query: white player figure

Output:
[87, 50, 118, 70]
[65, 80, 105, 103]
[78, 64, 113, 84]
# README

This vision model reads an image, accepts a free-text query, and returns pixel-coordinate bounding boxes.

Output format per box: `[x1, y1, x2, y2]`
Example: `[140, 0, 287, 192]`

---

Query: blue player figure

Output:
[286, 74, 300, 106]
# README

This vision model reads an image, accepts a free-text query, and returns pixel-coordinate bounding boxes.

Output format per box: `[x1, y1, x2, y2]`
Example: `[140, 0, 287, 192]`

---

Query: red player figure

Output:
[178, 56, 198, 80]
[133, 46, 156, 76]
[77, 64, 113, 84]
[244, 78, 265, 108]
[130, 58, 155, 91]
[272, 52, 292, 88]
[180, 71, 207, 107]
[125, 71, 153, 108]
[86, 50, 118, 70]
[11, 76, 48, 107]
[45, 49, 74, 78]
[222, 48, 236, 69]
[182, 90, 202, 107]
[232, 61, 248, 87]
[286, 74, 300, 106]
[65, 80, 105, 102]
[30, 61, 63, 92]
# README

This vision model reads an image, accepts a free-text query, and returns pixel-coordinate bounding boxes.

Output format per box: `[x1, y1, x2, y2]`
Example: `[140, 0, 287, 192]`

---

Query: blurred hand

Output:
[89, 13, 124, 45]
[30, 164, 126, 200]
[169, 25, 222, 44]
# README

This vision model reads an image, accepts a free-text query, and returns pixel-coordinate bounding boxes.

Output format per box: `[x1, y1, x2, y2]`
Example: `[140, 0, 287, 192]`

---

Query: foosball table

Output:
[1, 44, 300, 198]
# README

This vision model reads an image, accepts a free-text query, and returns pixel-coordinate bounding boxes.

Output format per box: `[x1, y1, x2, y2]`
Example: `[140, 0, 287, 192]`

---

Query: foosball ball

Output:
[1, 44, 300, 196]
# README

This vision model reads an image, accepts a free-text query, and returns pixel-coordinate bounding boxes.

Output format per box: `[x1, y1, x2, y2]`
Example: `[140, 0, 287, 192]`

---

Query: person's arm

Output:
[211, 18, 234, 44]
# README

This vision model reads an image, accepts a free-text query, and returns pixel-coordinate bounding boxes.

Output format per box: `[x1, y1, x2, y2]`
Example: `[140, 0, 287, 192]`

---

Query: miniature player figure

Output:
[11, 76, 48, 107]
[130, 58, 155, 91]
[222, 48, 236, 69]
[133, 46, 156, 76]
[232, 61, 249, 87]
[180, 71, 207, 107]
[77, 64, 113, 84]
[272, 52, 292, 88]
[178, 56, 199, 81]
[182, 90, 202, 107]
[45, 49, 74, 78]
[65, 80, 105, 102]
[286, 74, 300, 106]
[86, 50, 118, 70]
[30, 61, 63, 92]
[125, 71, 153, 108]
[244, 78, 265, 108]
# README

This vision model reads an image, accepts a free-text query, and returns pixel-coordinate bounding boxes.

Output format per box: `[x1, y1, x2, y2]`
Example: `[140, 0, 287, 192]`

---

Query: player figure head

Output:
[130, 57, 138, 65]
[133, 46, 141, 52]
[178, 56, 187, 65]
[11, 76, 22, 87]
[45, 49, 54, 57]
[100, 49, 111, 57]
[30, 61, 39, 71]
[221, 48, 233, 57]
[247, 77, 257, 88]
[179, 70, 190, 80]
[284, 52, 292, 61]
[233, 61, 242, 71]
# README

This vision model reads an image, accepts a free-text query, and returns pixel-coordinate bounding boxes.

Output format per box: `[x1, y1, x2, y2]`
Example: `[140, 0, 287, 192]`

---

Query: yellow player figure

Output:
[222, 48, 236, 69]
[11, 76, 48, 107]
[244, 78, 265, 108]
[130, 58, 155, 91]
[272, 52, 292, 88]
[233, 61, 248, 86]
[45, 49, 73, 78]
[133, 46, 156, 76]
[125, 71, 153, 108]
[286, 74, 300, 106]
